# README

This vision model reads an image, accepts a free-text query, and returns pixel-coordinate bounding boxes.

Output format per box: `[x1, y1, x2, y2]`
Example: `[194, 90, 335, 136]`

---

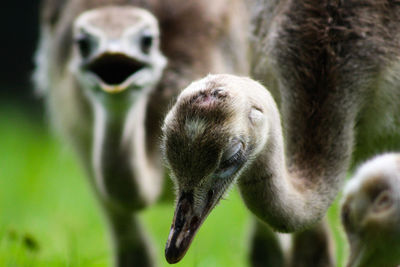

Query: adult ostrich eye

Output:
[140, 32, 154, 54]
[216, 139, 246, 178]
[75, 32, 94, 59]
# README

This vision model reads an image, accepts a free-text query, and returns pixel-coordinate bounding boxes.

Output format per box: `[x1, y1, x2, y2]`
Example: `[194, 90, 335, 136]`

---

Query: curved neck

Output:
[238, 92, 353, 231]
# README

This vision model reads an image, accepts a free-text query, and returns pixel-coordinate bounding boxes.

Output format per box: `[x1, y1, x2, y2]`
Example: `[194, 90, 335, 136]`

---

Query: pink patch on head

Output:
[191, 88, 227, 108]
[198, 93, 213, 105]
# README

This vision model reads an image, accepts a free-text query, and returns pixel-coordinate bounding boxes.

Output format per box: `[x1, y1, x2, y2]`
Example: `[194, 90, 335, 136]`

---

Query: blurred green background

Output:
[0, 104, 348, 266]
[0, 2, 348, 266]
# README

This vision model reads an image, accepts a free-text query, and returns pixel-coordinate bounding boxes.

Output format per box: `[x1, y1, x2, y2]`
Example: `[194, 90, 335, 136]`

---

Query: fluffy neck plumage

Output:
[238, 88, 348, 232]
[90, 90, 158, 210]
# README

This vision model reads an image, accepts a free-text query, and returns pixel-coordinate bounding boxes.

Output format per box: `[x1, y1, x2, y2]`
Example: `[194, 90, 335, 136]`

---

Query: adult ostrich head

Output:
[71, 6, 167, 97]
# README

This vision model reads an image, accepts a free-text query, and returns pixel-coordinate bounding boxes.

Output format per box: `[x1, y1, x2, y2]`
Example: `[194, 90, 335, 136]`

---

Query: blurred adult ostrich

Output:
[33, 0, 248, 266]
[162, 0, 400, 265]
[342, 153, 400, 267]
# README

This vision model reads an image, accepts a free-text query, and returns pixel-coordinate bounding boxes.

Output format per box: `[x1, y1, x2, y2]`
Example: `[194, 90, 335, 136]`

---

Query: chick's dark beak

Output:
[165, 190, 214, 264]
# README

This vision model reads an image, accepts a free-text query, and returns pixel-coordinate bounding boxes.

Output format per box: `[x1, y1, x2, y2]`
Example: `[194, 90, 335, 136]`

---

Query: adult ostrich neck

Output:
[90, 89, 151, 211]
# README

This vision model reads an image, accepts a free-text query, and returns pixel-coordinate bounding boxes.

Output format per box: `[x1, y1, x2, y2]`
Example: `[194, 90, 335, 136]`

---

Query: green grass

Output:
[0, 105, 347, 267]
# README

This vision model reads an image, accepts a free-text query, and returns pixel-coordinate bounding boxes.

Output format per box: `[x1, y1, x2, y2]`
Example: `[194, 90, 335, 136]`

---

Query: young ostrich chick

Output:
[34, 0, 248, 266]
[162, 71, 400, 264]
[341, 153, 400, 267]
[162, 74, 335, 263]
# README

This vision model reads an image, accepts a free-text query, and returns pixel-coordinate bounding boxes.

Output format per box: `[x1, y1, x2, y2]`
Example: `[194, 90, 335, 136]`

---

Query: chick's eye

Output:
[216, 140, 246, 179]
[220, 146, 242, 169]
[372, 190, 393, 213]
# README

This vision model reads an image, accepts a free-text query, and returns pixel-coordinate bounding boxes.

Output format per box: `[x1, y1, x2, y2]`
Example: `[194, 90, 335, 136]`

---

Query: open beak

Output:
[165, 190, 215, 264]
[86, 53, 147, 93]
